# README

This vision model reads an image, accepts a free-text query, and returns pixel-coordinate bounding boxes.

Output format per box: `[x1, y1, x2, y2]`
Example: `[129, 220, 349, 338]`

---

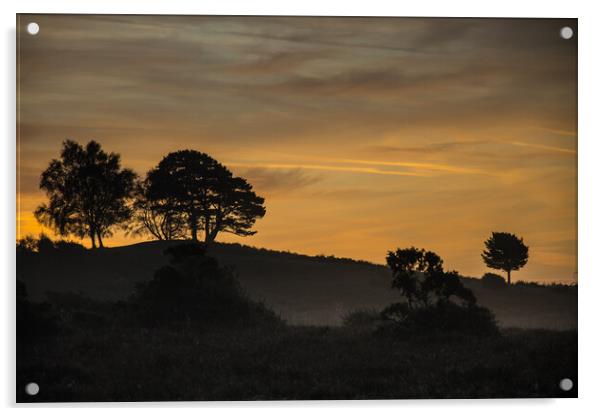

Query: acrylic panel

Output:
[16, 14, 577, 402]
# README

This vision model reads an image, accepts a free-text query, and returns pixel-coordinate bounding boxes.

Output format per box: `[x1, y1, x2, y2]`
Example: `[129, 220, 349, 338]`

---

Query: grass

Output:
[17, 323, 577, 402]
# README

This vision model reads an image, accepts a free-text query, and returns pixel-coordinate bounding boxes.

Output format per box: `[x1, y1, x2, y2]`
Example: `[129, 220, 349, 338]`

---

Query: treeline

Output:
[34, 140, 266, 248]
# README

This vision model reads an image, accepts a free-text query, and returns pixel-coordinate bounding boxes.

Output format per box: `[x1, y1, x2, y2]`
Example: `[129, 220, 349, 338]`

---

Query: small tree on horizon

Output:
[34, 140, 136, 248]
[481, 232, 529, 285]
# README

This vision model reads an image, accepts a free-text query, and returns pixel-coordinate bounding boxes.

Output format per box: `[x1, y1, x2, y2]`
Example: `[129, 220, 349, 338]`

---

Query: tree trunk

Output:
[190, 220, 198, 241]
[506, 270, 511, 285]
[90, 230, 97, 249]
[204, 225, 217, 244]
[97, 231, 104, 248]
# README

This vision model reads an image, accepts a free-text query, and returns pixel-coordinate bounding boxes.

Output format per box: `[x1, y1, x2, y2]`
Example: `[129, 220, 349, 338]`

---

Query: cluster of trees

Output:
[381, 247, 498, 336]
[34, 141, 266, 248]
[380, 233, 529, 331]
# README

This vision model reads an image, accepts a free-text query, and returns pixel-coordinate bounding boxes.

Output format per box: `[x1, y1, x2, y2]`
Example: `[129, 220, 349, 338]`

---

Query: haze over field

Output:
[17, 15, 577, 282]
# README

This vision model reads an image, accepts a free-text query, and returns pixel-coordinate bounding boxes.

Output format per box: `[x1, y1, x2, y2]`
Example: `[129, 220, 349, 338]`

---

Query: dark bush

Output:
[481, 272, 507, 289]
[36, 233, 56, 254]
[16, 235, 38, 254]
[130, 243, 282, 328]
[380, 302, 499, 337]
[53, 239, 86, 253]
[342, 308, 381, 330]
[513, 280, 577, 293]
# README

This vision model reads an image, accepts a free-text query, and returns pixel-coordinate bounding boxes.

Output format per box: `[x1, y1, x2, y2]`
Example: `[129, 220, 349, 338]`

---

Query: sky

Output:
[17, 15, 577, 282]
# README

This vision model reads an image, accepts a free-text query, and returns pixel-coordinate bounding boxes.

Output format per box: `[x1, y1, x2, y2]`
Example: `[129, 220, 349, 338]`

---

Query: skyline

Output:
[17, 15, 577, 282]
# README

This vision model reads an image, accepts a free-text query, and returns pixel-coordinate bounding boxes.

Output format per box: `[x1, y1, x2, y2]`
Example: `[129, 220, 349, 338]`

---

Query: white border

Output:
[3, 1, 601, 414]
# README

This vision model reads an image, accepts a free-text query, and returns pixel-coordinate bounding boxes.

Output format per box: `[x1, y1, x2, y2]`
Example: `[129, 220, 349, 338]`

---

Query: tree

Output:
[35, 140, 136, 248]
[145, 150, 266, 243]
[481, 232, 529, 285]
[126, 179, 187, 241]
[386, 247, 475, 309]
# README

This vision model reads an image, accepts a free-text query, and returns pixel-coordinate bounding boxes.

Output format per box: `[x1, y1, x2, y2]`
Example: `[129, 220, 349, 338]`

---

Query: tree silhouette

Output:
[386, 247, 475, 309]
[481, 232, 529, 285]
[35, 140, 136, 248]
[127, 178, 187, 240]
[145, 150, 266, 243]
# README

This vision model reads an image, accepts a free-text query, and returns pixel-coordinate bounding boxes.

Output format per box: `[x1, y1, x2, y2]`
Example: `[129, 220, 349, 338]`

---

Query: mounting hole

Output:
[560, 26, 573, 40]
[26, 22, 40, 35]
[559, 378, 573, 391]
[25, 382, 39, 396]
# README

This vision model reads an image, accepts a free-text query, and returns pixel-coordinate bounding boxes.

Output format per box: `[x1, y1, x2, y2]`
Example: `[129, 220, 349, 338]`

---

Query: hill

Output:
[17, 240, 577, 329]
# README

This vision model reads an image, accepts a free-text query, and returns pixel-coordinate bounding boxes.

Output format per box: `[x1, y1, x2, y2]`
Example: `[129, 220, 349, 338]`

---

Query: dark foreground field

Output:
[17, 240, 578, 401]
[18, 323, 577, 402]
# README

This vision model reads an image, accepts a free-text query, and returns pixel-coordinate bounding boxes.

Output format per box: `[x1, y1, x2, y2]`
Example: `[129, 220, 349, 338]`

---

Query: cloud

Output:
[225, 50, 330, 76]
[228, 162, 431, 178]
[235, 167, 323, 196]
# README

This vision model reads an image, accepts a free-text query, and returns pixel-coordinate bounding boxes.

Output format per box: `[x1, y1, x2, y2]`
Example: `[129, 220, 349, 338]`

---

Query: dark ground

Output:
[16, 240, 578, 401]
[17, 324, 577, 402]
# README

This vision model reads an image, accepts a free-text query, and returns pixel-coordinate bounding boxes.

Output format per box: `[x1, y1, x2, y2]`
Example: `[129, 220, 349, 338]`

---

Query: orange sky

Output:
[17, 15, 577, 282]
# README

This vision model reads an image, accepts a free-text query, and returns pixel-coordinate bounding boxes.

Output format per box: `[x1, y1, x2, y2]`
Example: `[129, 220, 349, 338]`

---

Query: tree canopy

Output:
[34, 140, 136, 248]
[126, 178, 187, 241]
[481, 232, 529, 285]
[386, 247, 475, 309]
[143, 150, 266, 243]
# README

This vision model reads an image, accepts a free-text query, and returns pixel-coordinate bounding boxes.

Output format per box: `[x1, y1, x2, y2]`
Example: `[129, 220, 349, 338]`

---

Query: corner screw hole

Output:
[25, 382, 39, 396]
[559, 378, 573, 391]
[560, 26, 573, 40]
[27, 22, 40, 36]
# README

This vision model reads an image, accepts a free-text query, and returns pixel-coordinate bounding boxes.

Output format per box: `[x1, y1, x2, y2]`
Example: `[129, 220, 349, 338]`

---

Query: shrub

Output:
[380, 302, 499, 337]
[130, 243, 282, 328]
[16, 235, 38, 254]
[54, 239, 86, 253]
[36, 233, 56, 254]
[343, 308, 381, 329]
[481, 272, 507, 289]
[16, 234, 86, 256]
[386, 247, 476, 308]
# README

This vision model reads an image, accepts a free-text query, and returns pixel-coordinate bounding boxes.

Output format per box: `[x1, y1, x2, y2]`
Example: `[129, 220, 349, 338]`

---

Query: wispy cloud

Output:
[227, 162, 431, 178]
[314, 157, 493, 176]
[507, 141, 576, 155]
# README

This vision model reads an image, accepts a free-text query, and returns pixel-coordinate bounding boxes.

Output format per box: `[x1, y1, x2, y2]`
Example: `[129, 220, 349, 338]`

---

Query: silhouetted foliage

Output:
[386, 247, 476, 309]
[16, 235, 38, 254]
[37, 233, 55, 254]
[383, 247, 497, 336]
[342, 308, 381, 330]
[481, 272, 507, 289]
[130, 243, 280, 327]
[35, 140, 136, 248]
[380, 302, 499, 337]
[482, 232, 529, 285]
[513, 280, 577, 293]
[144, 150, 266, 243]
[16, 234, 86, 255]
[127, 178, 187, 240]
